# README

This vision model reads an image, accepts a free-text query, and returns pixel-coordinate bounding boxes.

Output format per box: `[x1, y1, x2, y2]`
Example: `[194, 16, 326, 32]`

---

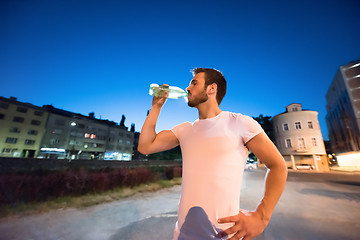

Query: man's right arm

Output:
[137, 91, 179, 155]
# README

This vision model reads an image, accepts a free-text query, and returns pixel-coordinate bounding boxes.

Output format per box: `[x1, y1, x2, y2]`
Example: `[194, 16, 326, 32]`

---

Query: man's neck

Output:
[196, 102, 222, 120]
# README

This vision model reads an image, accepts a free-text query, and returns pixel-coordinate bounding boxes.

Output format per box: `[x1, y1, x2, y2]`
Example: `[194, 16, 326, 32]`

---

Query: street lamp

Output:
[70, 122, 78, 159]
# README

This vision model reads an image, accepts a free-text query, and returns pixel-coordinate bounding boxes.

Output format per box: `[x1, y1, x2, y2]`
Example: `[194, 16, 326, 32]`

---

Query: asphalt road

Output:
[1, 169, 359, 240]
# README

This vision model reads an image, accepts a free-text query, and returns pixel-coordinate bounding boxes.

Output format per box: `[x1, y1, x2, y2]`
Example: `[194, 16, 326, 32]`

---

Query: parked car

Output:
[246, 161, 257, 170]
[296, 164, 314, 170]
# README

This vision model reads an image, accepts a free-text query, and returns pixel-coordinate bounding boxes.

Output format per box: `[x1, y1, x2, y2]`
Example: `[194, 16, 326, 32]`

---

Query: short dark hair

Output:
[192, 68, 227, 105]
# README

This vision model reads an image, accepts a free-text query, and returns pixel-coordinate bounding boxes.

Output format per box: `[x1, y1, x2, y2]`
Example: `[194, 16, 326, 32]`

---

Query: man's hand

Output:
[217, 210, 268, 240]
[152, 84, 168, 108]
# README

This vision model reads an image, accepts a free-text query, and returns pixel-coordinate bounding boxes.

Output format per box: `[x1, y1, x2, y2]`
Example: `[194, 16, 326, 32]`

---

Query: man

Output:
[138, 68, 287, 240]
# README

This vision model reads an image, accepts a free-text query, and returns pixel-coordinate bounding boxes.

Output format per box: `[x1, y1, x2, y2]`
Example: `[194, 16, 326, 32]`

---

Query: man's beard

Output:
[187, 90, 208, 107]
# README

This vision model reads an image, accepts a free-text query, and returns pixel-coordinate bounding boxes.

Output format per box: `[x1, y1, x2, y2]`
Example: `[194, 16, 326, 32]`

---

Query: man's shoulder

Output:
[222, 112, 260, 130]
[171, 121, 192, 130]
[223, 111, 252, 121]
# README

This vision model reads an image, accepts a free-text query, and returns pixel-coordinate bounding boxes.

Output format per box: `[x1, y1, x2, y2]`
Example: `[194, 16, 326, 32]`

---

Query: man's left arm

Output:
[217, 132, 288, 240]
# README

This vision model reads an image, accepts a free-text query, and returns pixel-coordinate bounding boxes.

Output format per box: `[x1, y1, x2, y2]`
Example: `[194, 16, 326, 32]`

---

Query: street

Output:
[0, 169, 359, 240]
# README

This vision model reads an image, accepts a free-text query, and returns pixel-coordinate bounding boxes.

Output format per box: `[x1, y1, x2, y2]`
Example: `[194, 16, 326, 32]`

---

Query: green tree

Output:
[120, 114, 126, 127]
[253, 114, 272, 137]
[148, 146, 182, 161]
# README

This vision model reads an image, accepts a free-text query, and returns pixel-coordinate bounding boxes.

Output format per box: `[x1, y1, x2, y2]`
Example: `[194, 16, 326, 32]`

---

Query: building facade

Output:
[326, 60, 360, 153]
[0, 97, 48, 158]
[0, 97, 134, 160]
[271, 103, 329, 171]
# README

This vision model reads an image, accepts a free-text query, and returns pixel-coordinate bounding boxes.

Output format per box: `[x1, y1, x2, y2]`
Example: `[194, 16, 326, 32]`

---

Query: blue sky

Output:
[1, 0, 360, 140]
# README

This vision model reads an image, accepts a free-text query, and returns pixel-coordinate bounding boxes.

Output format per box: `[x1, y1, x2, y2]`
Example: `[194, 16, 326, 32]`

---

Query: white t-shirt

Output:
[171, 111, 263, 240]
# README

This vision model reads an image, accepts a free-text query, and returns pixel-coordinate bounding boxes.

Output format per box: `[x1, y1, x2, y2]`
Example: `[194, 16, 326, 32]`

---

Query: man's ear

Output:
[207, 83, 217, 95]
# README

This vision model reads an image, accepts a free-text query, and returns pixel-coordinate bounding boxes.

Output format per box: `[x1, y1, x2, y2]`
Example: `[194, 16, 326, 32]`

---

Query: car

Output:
[246, 162, 257, 170]
[296, 164, 314, 170]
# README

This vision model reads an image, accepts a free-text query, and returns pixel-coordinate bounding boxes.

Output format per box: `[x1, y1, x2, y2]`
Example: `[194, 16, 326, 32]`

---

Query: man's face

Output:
[186, 72, 208, 107]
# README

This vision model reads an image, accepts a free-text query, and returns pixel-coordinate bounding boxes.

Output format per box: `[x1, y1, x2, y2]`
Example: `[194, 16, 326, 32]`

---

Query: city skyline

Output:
[1, 0, 360, 140]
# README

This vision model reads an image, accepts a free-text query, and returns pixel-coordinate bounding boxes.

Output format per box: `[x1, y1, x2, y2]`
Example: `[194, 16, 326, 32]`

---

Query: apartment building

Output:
[0, 97, 48, 158]
[271, 103, 329, 171]
[326, 60, 360, 153]
[39, 106, 134, 160]
[0, 97, 134, 160]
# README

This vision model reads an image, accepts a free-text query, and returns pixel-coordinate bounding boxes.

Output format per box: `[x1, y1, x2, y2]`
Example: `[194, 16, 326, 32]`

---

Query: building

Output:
[0, 97, 48, 158]
[0, 96, 134, 160]
[270, 103, 329, 171]
[39, 105, 134, 160]
[326, 60, 360, 153]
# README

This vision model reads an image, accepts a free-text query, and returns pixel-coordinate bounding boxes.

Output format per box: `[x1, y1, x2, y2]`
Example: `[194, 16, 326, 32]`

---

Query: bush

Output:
[0, 166, 172, 206]
[165, 166, 182, 180]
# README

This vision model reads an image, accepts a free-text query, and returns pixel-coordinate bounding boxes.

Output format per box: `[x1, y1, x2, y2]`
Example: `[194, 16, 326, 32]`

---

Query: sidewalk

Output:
[1, 170, 359, 240]
[330, 165, 360, 173]
[285, 166, 360, 174]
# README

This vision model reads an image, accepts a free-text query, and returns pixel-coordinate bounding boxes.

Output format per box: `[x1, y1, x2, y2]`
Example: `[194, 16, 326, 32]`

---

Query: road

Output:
[0, 169, 359, 240]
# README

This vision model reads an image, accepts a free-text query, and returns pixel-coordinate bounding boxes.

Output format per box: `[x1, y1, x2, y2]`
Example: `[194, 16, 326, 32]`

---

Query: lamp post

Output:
[70, 122, 78, 159]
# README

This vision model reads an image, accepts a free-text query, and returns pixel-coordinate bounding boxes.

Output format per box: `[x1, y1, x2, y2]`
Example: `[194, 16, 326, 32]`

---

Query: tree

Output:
[148, 146, 182, 161]
[253, 114, 273, 137]
[120, 114, 126, 127]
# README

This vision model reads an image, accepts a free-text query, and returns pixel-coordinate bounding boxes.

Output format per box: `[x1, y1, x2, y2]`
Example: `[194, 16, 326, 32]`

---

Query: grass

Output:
[0, 177, 182, 219]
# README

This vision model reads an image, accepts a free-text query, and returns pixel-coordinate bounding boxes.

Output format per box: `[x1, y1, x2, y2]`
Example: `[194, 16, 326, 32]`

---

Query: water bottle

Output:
[149, 83, 188, 99]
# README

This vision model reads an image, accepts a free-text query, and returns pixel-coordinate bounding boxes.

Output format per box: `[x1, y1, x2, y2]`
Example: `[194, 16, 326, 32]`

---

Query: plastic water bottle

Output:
[149, 83, 188, 99]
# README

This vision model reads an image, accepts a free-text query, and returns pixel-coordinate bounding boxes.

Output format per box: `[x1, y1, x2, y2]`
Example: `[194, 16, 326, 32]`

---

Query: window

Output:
[16, 106, 28, 113]
[25, 139, 35, 145]
[283, 123, 289, 131]
[292, 107, 298, 112]
[55, 119, 65, 126]
[28, 130, 38, 135]
[87, 125, 96, 130]
[308, 121, 313, 129]
[13, 116, 25, 123]
[0, 113, 4, 119]
[3, 148, 18, 153]
[98, 128, 106, 133]
[52, 129, 63, 134]
[34, 111, 44, 116]
[5, 137, 18, 144]
[31, 120, 41, 126]
[76, 123, 85, 129]
[69, 140, 78, 146]
[2, 148, 11, 153]
[84, 133, 96, 139]
[84, 142, 98, 148]
[9, 127, 21, 133]
[97, 135, 106, 140]
[70, 131, 83, 137]
[312, 138, 317, 147]
[295, 122, 302, 129]
[298, 138, 305, 149]
[0, 103, 9, 109]
[50, 138, 60, 145]
[285, 139, 292, 148]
